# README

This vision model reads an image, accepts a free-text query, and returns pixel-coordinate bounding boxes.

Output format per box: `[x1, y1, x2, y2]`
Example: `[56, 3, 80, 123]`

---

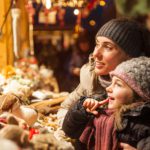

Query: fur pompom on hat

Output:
[110, 57, 150, 101]
[96, 18, 150, 57]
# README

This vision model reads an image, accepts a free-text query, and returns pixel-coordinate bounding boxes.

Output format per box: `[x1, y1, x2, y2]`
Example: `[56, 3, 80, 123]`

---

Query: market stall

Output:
[0, 61, 73, 149]
[0, 0, 150, 149]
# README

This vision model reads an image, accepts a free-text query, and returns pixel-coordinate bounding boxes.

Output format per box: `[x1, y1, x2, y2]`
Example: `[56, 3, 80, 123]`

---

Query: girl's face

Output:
[93, 36, 130, 75]
[106, 76, 134, 109]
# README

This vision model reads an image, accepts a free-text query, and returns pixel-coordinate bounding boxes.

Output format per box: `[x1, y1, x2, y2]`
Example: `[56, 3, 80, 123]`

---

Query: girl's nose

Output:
[106, 84, 113, 93]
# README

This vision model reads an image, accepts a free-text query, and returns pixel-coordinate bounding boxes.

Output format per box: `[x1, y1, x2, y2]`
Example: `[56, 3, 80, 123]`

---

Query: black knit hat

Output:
[96, 18, 150, 57]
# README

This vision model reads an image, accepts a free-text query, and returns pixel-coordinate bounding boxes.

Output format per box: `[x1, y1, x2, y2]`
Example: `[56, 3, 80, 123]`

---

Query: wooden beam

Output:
[0, 0, 14, 70]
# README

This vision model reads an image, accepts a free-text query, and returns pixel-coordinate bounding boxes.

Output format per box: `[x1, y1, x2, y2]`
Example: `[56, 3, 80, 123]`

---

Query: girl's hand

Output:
[119, 143, 137, 150]
[83, 98, 109, 115]
[83, 98, 100, 115]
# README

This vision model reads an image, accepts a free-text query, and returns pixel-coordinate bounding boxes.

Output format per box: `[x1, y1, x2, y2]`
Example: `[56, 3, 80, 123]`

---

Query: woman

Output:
[58, 18, 150, 149]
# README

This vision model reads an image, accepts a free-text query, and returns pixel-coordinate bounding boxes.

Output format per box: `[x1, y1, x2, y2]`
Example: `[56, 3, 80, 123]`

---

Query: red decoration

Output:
[0, 118, 7, 124]
[58, 8, 66, 27]
[87, 0, 97, 10]
[29, 128, 39, 140]
[82, 8, 90, 18]
[81, 0, 98, 18]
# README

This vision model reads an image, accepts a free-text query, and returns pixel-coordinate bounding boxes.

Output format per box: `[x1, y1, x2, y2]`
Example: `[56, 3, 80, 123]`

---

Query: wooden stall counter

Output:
[30, 96, 67, 115]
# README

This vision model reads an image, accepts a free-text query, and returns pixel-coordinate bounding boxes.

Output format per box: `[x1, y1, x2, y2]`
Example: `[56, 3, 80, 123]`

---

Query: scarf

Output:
[80, 109, 118, 150]
[98, 76, 111, 89]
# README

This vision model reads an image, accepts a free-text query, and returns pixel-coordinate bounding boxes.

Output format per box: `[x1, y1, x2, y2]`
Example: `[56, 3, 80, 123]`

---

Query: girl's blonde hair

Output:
[114, 92, 144, 130]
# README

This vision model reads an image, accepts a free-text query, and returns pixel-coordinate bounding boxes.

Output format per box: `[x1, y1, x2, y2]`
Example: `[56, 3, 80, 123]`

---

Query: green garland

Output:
[115, 0, 150, 17]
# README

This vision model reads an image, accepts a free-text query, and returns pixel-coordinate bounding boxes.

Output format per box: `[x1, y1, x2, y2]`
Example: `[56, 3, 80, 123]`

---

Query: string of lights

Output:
[29, 0, 106, 9]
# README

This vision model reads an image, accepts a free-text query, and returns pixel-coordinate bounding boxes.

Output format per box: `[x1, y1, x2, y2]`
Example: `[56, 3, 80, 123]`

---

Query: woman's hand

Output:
[119, 143, 137, 150]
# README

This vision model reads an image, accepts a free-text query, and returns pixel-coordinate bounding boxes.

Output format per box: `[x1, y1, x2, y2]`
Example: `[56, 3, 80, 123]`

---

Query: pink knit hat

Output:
[110, 57, 150, 101]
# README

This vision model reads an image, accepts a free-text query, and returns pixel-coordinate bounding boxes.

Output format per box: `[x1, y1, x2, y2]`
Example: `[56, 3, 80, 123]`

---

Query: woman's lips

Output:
[95, 62, 105, 69]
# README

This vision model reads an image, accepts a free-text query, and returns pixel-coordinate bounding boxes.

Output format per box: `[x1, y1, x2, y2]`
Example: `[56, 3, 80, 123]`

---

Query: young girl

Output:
[62, 56, 150, 150]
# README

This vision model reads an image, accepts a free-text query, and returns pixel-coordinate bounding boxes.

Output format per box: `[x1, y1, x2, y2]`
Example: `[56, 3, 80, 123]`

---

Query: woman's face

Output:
[93, 36, 130, 75]
[106, 76, 134, 109]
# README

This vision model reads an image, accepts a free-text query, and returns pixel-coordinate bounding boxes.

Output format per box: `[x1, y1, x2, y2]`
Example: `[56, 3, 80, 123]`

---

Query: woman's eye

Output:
[95, 44, 98, 48]
[104, 45, 113, 50]
[95, 43, 100, 47]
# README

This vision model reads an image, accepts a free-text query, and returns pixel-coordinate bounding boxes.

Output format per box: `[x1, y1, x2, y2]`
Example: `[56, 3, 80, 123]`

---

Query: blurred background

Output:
[0, 0, 150, 92]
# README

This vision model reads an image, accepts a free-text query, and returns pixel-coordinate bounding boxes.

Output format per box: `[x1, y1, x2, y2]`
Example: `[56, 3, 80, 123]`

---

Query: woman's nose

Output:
[93, 46, 102, 58]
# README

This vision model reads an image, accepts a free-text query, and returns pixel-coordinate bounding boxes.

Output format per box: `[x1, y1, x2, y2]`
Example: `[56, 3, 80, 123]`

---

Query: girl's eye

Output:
[115, 82, 122, 87]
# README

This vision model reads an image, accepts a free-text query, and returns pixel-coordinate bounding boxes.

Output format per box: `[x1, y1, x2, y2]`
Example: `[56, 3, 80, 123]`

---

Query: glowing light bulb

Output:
[89, 20, 96, 26]
[45, 0, 51, 9]
[99, 0, 106, 6]
[74, 8, 79, 15]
